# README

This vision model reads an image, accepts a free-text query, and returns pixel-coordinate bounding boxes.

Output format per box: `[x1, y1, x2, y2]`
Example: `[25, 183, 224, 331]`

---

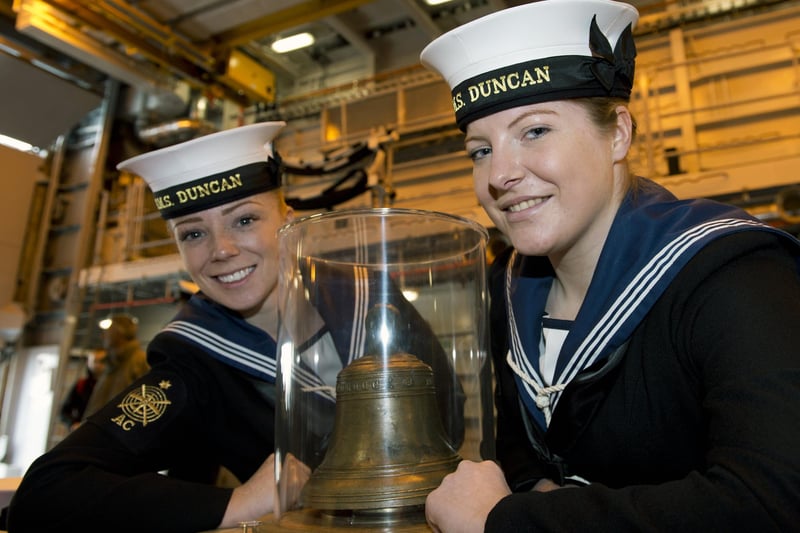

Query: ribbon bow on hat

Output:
[266, 150, 283, 182]
[589, 15, 637, 92]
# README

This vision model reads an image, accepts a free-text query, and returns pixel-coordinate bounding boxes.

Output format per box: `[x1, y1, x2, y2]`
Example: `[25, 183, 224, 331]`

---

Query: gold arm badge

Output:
[111, 381, 172, 431]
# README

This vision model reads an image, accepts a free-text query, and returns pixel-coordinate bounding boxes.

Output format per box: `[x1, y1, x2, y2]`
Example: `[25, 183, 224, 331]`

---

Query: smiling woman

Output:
[4, 123, 302, 533]
[420, 0, 800, 532]
[3, 122, 396, 532]
[168, 191, 289, 329]
[120, 122, 293, 336]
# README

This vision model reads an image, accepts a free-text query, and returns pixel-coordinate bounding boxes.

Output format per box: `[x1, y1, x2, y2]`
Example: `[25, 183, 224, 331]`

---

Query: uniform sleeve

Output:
[7, 345, 233, 533]
[486, 234, 800, 532]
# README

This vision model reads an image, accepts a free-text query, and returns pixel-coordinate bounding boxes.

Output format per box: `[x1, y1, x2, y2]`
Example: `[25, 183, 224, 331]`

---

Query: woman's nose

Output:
[488, 149, 525, 191]
[211, 232, 239, 260]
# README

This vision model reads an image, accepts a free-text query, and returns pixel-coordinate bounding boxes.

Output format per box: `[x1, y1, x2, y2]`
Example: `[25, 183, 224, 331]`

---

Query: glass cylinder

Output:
[275, 208, 493, 531]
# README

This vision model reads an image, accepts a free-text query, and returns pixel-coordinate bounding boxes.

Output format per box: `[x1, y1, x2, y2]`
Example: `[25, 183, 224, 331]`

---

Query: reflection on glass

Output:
[275, 208, 493, 531]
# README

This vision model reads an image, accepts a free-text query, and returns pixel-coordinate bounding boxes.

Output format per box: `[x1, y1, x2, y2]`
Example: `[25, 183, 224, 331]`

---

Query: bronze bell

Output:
[300, 351, 461, 514]
[297, 301, 461, 530]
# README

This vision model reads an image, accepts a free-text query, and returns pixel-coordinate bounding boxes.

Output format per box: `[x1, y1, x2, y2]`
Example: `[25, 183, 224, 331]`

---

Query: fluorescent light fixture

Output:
[424, 0, 455, 5]
[0, 134, 34, 153]
[0, 42, 21, 57]
[271, 32, 315, 53]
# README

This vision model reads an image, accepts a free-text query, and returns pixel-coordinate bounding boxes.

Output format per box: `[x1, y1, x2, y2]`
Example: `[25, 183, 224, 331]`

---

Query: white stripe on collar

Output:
[557, 218, 763, 388]
[349, 264, 369, 364]
[165, 320, 336, 402]
[165, 320, 276, 376]
[506, 217, 765, 416]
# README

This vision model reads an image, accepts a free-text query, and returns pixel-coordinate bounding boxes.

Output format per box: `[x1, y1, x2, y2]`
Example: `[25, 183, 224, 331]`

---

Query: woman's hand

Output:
[219, 454, 276, 528]
[425, 460, 511, 533]
[219, 453, 310, 528]
[277, 452, 312, 515]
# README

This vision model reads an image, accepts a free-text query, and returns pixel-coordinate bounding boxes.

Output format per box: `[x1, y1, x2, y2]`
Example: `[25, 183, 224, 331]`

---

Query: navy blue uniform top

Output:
[487, 179, 800, 531]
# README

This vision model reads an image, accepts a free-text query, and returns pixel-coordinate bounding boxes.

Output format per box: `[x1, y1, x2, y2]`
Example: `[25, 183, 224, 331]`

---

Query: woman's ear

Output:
[611, 105, 633, 163]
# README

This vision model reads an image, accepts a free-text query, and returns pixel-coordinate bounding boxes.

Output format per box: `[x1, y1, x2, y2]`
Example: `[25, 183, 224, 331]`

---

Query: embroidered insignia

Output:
[111, 382, 172, 431]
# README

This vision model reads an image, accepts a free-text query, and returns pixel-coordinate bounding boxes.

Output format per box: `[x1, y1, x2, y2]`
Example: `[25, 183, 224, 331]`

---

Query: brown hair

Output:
[574, 97, 639, 193]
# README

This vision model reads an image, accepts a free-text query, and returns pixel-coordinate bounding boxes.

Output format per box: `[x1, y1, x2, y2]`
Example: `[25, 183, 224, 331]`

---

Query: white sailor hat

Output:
[420, 0, 638, 130]
[117, 121, 286, 219]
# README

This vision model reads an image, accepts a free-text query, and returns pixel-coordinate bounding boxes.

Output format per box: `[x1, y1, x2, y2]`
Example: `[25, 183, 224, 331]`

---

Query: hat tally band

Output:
[420, 0, 639, 130]
[116, 121, 286, 219]
[451, 18, 635, 129]
[154, 158, 282, 220]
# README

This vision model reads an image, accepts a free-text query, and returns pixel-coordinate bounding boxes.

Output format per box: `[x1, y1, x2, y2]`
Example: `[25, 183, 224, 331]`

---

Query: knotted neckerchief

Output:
[506, 178, 798, 429]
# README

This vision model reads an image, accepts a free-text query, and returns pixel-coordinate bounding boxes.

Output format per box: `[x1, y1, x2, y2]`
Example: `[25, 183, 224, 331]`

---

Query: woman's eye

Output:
[237, 215, 258, 227]
[468, 147, 492, 162]
[179, 230, 203, 242]
[524, 126, 549, 139]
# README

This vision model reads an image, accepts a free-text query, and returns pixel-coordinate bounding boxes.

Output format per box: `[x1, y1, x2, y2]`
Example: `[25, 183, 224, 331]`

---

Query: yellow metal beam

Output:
[212, 0, 375, 48]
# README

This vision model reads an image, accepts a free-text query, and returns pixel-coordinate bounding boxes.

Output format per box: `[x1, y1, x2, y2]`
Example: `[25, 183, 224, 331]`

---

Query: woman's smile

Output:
[504, 196, 549, 213]
[215, 266, 256, 284]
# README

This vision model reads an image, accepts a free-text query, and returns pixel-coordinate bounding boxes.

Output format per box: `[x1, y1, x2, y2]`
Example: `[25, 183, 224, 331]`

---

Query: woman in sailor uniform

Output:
[5, 122, 462, 532]
[420, 1, 800, 532]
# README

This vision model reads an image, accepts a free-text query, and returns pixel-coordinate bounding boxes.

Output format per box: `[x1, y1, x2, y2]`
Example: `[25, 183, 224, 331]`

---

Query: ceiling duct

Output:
[13, 0, 169, 92]
[12, 0, 274, 106]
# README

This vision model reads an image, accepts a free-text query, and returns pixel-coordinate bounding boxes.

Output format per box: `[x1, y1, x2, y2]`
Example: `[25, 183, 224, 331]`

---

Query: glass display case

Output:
[274, 208, 493, 531]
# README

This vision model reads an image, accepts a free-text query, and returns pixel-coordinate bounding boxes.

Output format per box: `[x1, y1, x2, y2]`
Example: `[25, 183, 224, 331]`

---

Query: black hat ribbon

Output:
[589, 15, 636, 93]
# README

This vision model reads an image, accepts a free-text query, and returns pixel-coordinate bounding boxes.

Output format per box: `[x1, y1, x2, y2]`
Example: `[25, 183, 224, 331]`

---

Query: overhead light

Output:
[0, 133, 35, 154]
[424, 0, 455, 5]
[271, 32, 315, 54]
